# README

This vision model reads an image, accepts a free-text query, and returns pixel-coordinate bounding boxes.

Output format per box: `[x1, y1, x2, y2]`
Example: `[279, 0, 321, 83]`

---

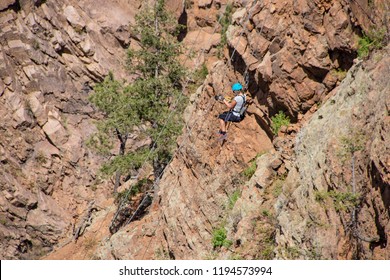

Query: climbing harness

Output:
[139, 0, 278, 258]
[233, 94, 247, 119]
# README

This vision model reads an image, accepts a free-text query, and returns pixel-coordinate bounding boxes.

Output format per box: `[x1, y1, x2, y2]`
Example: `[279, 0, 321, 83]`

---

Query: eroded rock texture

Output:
[0, 0, 139, 259]
[1, 0, 389, 260]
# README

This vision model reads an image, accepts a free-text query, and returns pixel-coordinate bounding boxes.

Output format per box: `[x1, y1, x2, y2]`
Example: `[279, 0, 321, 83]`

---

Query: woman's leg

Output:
[219, 118, 226, 133]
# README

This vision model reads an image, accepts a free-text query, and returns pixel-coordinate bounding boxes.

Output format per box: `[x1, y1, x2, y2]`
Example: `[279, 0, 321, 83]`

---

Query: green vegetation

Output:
[261, 209, 271, 217]
[204, 252, 218, 260]
[32, 39, 40, 50]
[314, 190, 328, 202]
[242, 160, 257, 179]
[331, 68, 347, 81]
[228, 189, 241, 210]
[228, 254, 244, 260]
[248, 211, 277, 260]
[285, 246, 300, 259]
[212, 227, 233, 249]
[337, 131, 366, 162]
[114, 178, 151, 203]
[328, 190, 360, 212]
[87, 0, 187, 192]
[241, 152, 265, 180]
[184, 0, 193, 9]
[272, 175, 285, 198]
[0, 217, 7, 226]
[193, 63, 208, 83]
[271, 111, 290, 135]
[314, 190, 360, 212]
[83, 237, 98, 251]
[188, 63, 208, 93]
[306, 246, 323, 260]
[217, 4, 234, 57]
[357, 28, 386, 58]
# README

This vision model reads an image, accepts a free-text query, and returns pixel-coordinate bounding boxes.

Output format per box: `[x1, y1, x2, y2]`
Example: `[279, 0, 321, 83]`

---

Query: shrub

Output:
[331, 68, 347, 81]
[272, 175, 286, 198]
[115, 178, 151, 203]
[271, 111, 290, 135]
[328, 190, 360, 212]
[314, 191, 328, 202]
[228, 190, 241, 210]
[188, 63, 208, 93]
[194, 63, 208, 82]
[314, 190, 360, 212]
[241, 152, 265, 180]
[357, 28, 386, 58]
[242, 160, 257, 180]
[212, 227, 232, 248]
[337, 131, 366, 162]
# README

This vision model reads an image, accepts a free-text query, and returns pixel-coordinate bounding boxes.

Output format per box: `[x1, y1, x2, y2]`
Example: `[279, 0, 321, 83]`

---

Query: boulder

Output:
[34, 141, 60, 158]
[28, 91, 47, 126]
[248, 31, 269, 58]
[257, 51, 272, 81]
[251, 153, 276, 189]
[0, 0, 16, 11]
[22, 65, 40, 81]
[232, 8, 247, 24]
[42, 111, 68, 147]
[184, 30, 221, 53]
[80, 36, 95, 56]
[12, 107, 34, 129]
[301, 36, 331, 78]
[323, 1, 353, 50]
[8, 40, 27, 49]
[63, 6, 86, 32]
[10, 185, 38, 210]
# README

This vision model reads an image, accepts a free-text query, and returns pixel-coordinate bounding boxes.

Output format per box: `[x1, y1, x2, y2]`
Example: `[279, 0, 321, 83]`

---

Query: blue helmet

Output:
[232, 82, 243, 91]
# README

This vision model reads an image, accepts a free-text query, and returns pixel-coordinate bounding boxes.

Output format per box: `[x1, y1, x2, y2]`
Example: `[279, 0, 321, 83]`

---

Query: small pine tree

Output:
[88, 0, 187, 192]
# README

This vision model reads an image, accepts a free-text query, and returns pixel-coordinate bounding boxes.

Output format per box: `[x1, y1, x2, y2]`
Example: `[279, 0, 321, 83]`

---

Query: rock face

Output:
[70, 1, 388, 260]
[1, 0, 389, 260]
[0, 0, 140, 259]
[224, 0, 359, 120]
[47, 60, 274, 260]
[275, 51, 390, 259]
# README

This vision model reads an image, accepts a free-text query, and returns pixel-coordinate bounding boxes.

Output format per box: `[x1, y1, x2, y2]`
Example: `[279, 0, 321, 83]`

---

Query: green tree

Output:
[88, 0, 186, 192]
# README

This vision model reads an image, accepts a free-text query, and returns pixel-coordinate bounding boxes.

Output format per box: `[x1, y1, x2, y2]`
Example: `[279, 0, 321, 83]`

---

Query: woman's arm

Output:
[223, 98, 237, 109]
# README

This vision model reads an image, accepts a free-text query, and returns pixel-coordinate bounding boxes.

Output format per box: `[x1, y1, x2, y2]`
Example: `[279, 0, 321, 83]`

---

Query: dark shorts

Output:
[218, 111, 241, 122]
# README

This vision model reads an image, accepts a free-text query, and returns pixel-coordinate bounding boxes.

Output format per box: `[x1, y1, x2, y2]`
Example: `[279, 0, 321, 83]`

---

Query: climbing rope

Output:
[140, 0, 278, 259]
[83, 1, 228, 260]
[106, 0, 234, 236]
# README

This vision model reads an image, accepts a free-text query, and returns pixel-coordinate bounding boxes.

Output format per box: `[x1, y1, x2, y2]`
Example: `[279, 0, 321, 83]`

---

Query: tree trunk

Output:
[114, 171, 121, 193]
[113, 129, 128, 193]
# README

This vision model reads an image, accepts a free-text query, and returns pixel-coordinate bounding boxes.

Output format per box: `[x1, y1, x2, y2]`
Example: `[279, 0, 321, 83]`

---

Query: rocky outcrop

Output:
[89, 61, 275, 260]
[2, 0, 388, 260]
[223, 0, 360, 120]
[275, 48, 389, 259]
[86, 0, 388, 260]
[0, 0, 140, 259]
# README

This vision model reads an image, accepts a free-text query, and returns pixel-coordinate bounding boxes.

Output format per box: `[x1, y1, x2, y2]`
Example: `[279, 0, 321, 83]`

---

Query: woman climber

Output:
[216, 82, 246, 137]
